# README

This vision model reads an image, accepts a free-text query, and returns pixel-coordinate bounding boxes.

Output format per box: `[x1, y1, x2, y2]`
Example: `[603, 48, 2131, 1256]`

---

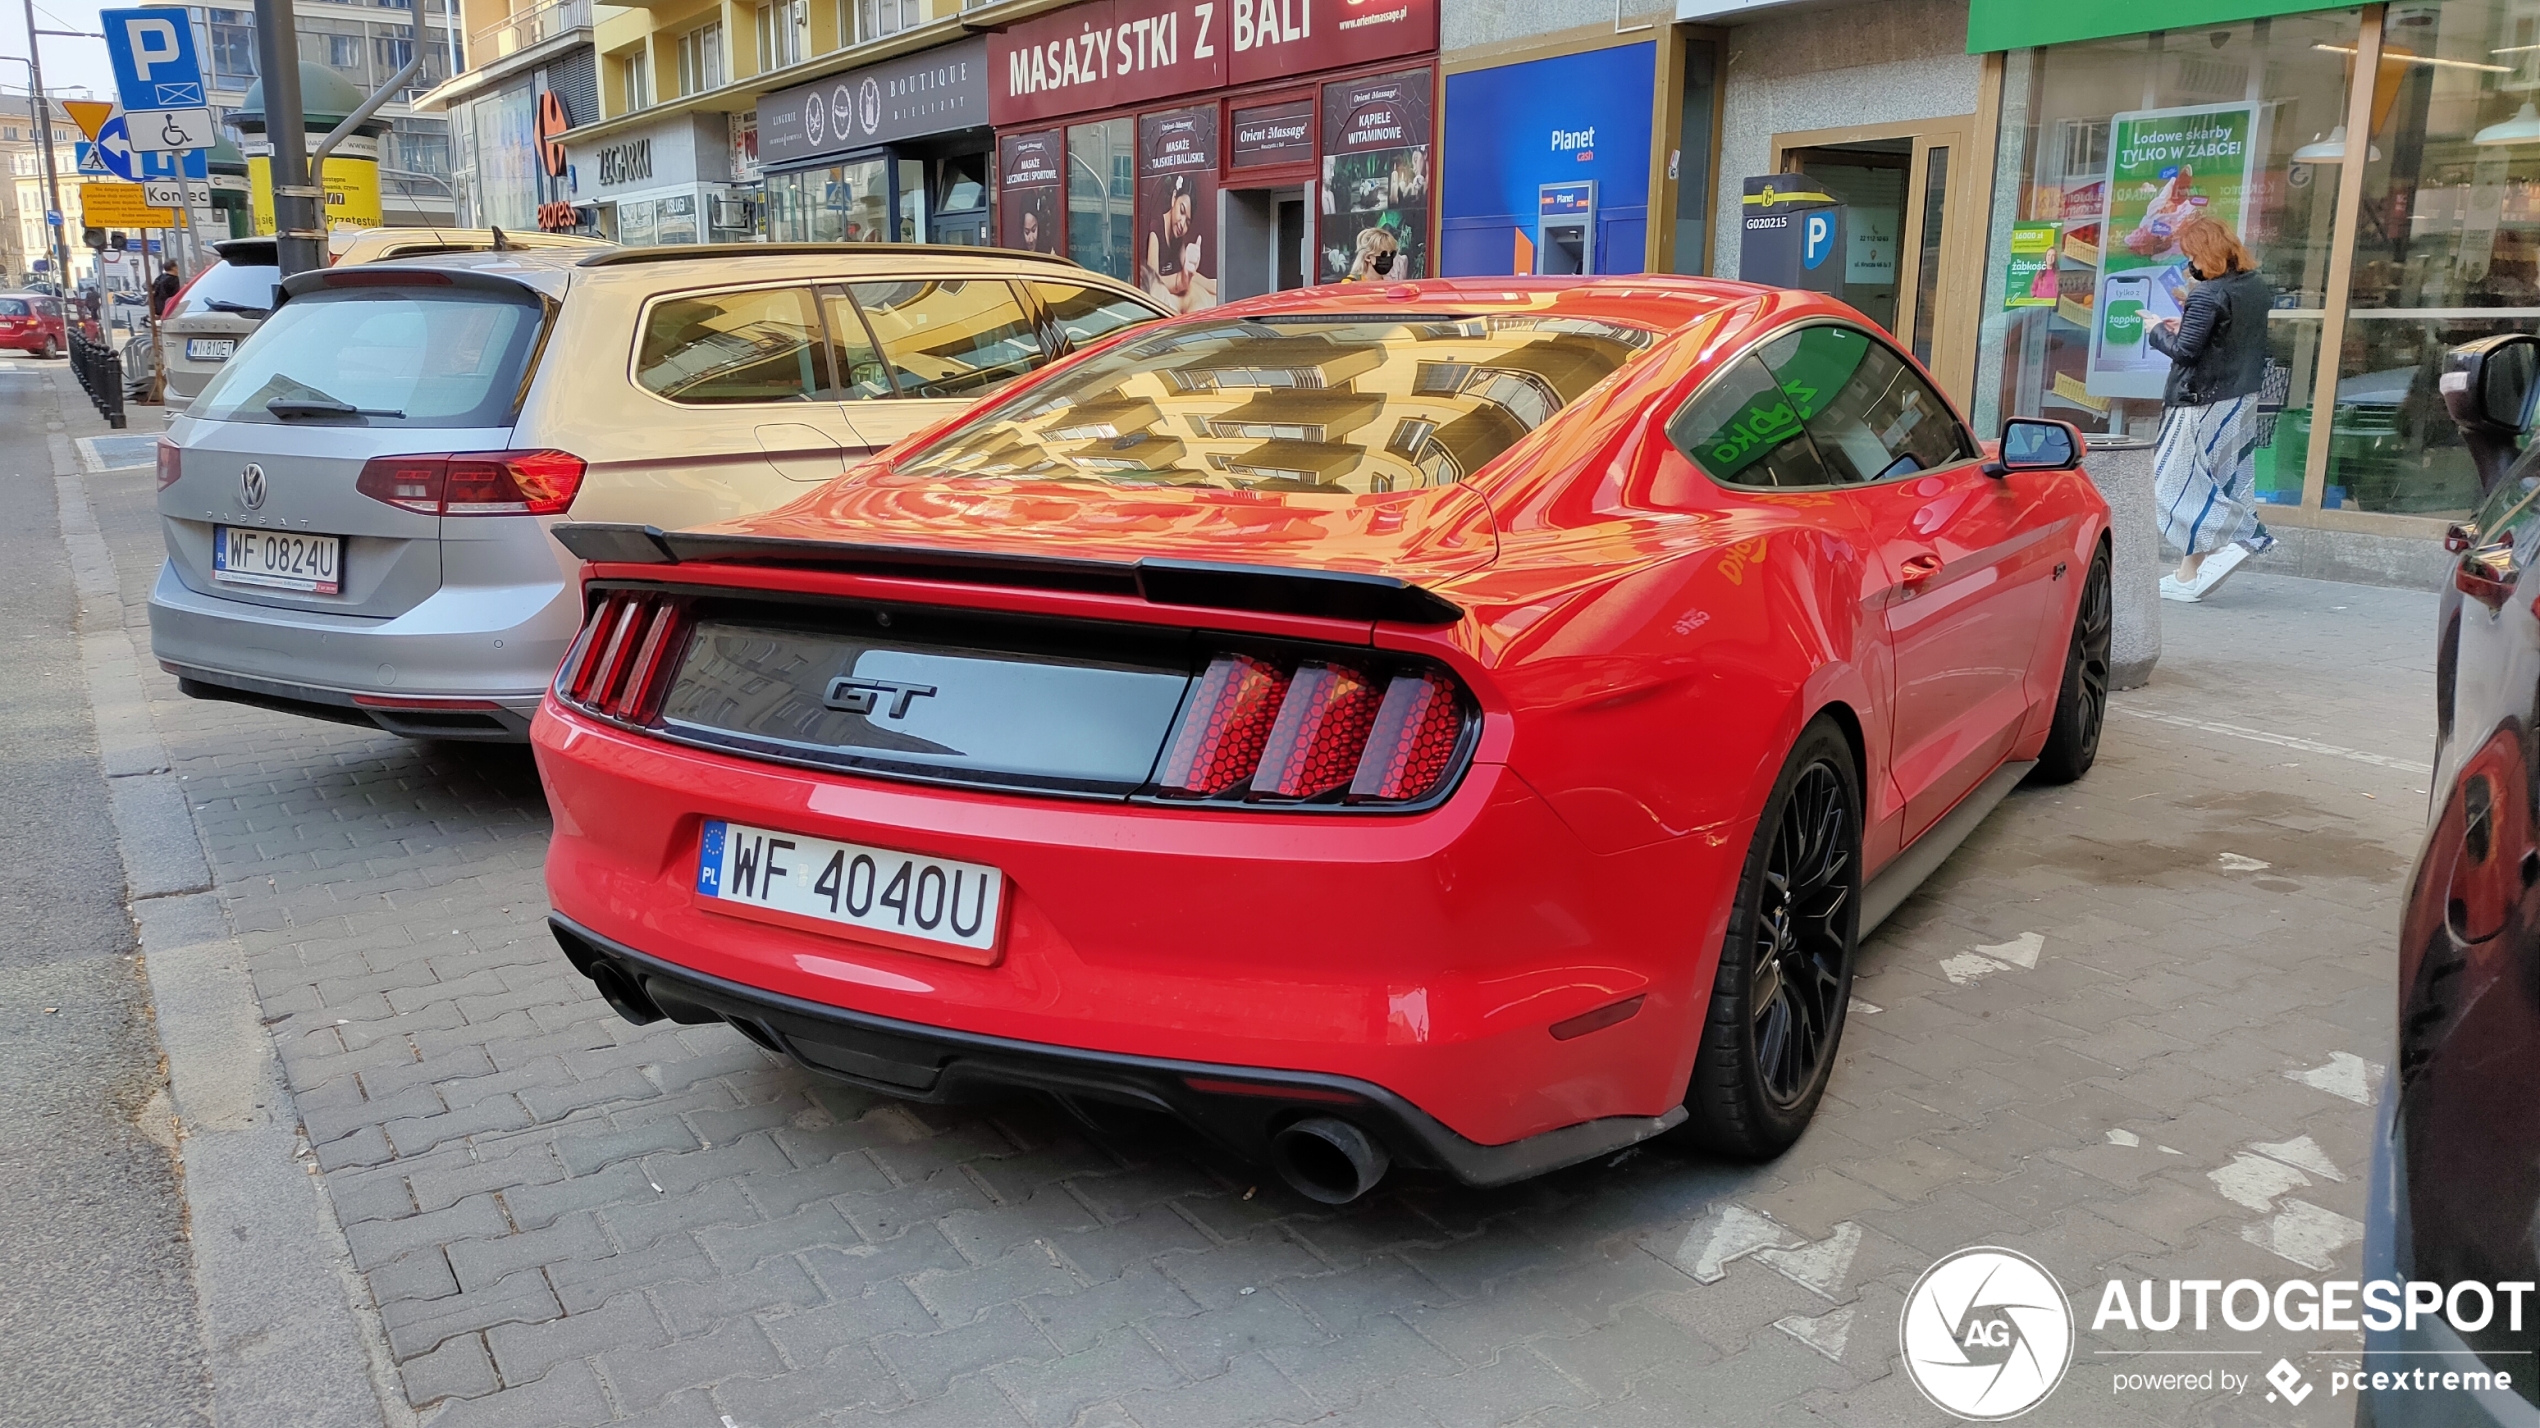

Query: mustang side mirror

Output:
[2442, 333, 2540, 496]
[1985, 417, 2084, 477]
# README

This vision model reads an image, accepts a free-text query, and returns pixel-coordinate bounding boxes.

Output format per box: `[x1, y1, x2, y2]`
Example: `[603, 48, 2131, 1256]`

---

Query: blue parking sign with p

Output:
[1802, 212, 1837, 271]
[102, 8, 206, 113]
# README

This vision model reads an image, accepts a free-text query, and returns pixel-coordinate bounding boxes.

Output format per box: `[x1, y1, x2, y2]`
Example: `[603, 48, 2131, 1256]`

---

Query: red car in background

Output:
[0, 291, 67, 359]
[534, 277, 2111, 1203]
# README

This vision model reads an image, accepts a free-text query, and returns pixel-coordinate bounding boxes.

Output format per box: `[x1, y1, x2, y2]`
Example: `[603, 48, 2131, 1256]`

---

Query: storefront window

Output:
[2331, 0, 2540, 516]
[1978, 10, 2358, 510]
[801, 159, 888, 242]
[1068, 118, 1134, 282]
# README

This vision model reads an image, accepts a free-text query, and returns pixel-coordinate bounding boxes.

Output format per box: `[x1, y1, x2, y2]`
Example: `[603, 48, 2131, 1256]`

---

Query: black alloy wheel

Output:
[1751, 760, 1853, 1109]
[1680, 716, 1862, 1159]
[2033, 543, 2112, 784]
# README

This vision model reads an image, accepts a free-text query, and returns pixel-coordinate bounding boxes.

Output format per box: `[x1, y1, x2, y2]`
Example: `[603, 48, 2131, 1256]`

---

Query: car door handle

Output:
[1899, 554, 1944, 585]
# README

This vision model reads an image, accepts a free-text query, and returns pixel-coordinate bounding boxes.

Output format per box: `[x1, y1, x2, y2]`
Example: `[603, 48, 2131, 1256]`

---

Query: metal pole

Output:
[18, 5, 71, 291]
[253, 0, 323, 275]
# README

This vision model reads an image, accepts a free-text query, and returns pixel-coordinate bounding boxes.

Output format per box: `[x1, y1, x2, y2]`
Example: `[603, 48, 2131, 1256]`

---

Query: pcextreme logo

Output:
[1901, 1247, 2076, 1420]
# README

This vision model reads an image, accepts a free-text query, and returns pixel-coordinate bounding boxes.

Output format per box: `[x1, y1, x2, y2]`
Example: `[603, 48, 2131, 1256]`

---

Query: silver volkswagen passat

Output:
[149, 244, 1167, 739]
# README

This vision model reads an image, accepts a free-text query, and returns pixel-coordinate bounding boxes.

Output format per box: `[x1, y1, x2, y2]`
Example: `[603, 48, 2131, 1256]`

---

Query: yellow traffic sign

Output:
[81, 181, 174, 228]
[63, 100, 115, 142]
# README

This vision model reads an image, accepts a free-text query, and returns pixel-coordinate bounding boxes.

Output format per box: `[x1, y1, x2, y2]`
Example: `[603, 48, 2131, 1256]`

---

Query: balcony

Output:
[472, 0, 592, 62]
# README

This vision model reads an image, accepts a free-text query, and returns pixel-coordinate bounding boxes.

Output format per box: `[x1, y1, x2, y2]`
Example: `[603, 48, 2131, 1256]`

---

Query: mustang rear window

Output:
[895, 313, 1660, 494]
[189, 288, 545, 429]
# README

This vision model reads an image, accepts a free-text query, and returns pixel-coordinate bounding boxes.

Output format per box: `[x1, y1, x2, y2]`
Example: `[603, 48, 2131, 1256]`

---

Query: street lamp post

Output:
[252, 0, 323, 275]
[10, 9, 73, 291]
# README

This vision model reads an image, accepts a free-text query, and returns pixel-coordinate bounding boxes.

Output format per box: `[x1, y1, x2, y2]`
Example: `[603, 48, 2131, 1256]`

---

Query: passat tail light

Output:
[1157, 652, 1472, 808]
[355, 450, 585, 516]
[556, 591, 690, 725]
[155, 438, 181, 490]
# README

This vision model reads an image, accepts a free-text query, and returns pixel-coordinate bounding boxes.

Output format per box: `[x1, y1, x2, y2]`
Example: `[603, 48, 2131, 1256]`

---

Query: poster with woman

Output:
[1320, 69, 1433, 284]
[1138, 106, 1220, 313]
[2087, 101, 2257, 398]
[998, 130, 1062, 254]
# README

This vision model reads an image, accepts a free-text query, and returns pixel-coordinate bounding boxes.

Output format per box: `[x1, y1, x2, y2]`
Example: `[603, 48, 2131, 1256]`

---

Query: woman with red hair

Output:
[2150, 217, 2276, 602]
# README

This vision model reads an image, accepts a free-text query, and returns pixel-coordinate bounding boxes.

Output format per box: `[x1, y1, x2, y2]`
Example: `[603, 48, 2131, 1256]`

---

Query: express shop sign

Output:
[989, 0, 1435, 127]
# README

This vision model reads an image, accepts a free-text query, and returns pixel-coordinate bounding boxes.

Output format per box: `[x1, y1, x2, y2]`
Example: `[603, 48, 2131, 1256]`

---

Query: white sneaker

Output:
[2159, 574, 2201, 603]
[2188, 542, 2250, 599]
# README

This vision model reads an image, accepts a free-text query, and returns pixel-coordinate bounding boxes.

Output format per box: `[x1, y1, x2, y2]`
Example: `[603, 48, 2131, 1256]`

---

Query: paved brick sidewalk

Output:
[77, 412, 2430, 1427]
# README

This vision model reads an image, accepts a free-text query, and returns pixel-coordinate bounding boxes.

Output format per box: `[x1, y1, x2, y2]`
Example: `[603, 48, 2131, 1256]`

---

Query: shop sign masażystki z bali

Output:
[987, 0, 1435, 127]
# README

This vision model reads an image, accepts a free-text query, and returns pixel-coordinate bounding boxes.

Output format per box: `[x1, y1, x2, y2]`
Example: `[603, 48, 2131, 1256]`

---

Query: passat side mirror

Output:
[1985, 417, 2084, 476]
[2443, 333, 2540, 495]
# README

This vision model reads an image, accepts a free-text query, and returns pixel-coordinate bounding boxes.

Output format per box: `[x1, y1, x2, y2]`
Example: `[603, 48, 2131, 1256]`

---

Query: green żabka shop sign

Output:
[1969, 0, 2353, 51]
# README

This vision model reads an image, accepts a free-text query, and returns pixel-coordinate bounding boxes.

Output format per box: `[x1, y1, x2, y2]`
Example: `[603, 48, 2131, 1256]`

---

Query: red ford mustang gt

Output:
[535, 277, 2110, 1204]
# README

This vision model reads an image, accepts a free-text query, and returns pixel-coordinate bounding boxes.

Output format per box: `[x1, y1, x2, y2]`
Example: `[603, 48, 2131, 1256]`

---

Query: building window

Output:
[207, 9, 257, 81]
[856, 0, 919, 43]
[617, 49, 651, 111]
[757, 0, 806, 72]
[677, 21, 723, 96]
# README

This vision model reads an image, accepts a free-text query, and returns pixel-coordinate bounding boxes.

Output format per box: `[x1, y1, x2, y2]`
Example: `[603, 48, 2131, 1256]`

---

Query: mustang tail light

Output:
[1160, 651, 1472, 808]
[356, 450, 586, 516]
[1158, 655, 1289, 796]
[557, 591, 690, 725]
[1349, 670, 1465, 802]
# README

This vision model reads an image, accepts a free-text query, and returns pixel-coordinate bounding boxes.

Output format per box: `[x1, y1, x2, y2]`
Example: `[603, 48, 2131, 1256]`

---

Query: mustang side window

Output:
[848, 280, 1046, 399]
[637, 286, 832, 405]
[1666, 354, 1839, 488]
[1758, 324, 1973, 483]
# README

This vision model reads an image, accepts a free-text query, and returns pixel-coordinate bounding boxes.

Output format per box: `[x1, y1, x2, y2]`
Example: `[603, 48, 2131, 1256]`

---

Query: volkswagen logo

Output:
[1900, 1247, 2073, 1420]
[240, 463, 266, 510]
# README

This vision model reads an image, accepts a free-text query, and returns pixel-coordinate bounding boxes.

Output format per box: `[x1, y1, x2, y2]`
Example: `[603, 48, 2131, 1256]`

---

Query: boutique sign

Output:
[759, 36, 990, 167]
[988, 0, 1434, 127]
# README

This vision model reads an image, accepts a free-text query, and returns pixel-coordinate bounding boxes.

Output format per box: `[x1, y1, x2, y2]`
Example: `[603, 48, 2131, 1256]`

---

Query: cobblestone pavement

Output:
[62, 369, 2432, 1426]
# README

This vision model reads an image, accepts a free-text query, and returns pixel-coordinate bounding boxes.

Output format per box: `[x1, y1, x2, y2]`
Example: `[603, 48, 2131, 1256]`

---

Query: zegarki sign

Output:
[988, 0, 1436, 127]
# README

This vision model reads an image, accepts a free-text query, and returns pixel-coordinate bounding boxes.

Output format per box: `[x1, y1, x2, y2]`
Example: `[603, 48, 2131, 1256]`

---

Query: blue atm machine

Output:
[1537, 181, 1596, 275]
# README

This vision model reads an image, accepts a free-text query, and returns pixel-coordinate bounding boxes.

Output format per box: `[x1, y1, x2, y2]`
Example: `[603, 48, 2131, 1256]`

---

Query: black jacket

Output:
[2149, 267, 2271, 408]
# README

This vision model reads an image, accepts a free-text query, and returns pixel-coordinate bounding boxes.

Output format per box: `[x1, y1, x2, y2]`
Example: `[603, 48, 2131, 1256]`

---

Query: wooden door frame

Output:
[1769, 114, 1983, 406]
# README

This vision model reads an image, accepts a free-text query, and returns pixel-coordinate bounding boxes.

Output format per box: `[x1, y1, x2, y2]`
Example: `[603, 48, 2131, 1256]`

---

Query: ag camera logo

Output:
[1902, 1247, 2075, 1420]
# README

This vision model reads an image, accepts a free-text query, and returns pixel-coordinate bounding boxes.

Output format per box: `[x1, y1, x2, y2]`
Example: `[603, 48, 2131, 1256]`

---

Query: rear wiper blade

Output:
[266, 395, 403, 420]
[203, 298, 270, 316]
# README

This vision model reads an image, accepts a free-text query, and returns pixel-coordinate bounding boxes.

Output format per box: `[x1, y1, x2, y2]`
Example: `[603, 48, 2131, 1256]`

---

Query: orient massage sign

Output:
[988, 0, 1437, 127]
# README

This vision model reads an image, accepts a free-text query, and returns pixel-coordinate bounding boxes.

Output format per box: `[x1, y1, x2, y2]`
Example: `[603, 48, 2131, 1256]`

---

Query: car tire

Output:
[1679, 715, 1861, 1160]
[2030, 541, 2112, 786]
[38, 337, 56, 360]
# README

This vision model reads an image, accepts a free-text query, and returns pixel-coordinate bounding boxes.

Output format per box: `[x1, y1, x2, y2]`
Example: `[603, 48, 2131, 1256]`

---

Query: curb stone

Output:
[47, 371, 412, 1428]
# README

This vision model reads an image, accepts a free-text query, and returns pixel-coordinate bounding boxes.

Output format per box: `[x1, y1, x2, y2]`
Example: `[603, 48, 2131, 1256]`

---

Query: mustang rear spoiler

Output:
[548, 523, 1466, 626]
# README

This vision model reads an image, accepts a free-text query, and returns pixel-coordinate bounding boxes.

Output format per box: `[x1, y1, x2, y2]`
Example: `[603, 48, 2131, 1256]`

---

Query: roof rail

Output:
[576, 242, 1091, 271]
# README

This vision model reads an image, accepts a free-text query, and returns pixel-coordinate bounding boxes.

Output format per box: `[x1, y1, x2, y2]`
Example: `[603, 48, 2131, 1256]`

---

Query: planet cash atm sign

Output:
[989, 0, 1434, 126]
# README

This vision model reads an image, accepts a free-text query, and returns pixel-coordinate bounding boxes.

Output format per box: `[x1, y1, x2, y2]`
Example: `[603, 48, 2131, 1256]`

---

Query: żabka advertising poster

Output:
[2087, 101, 2259, 399]
[1138, 106, 1220, 313]
[1319, 67, 1432, 284]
